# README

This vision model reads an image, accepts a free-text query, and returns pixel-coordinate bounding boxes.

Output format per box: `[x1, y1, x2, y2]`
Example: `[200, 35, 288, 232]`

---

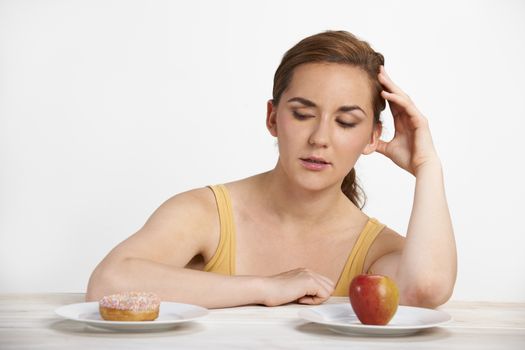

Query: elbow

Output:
[86, 259, 128, 302]
[85, 266, 111, 302]
[400, 280, 454, 309]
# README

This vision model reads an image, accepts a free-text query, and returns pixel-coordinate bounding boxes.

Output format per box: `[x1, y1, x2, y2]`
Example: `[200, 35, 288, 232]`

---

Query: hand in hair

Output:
[375, 66, 441, 176]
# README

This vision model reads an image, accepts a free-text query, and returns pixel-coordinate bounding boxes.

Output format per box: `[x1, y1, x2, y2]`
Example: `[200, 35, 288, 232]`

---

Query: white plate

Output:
[298, 303, 451, 336]
[55, 301, 209, 331]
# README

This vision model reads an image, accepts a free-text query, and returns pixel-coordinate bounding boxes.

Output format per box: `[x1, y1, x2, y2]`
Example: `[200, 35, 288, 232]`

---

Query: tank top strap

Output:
[332, 217, 386, 296]
[203, 184, 237, 275]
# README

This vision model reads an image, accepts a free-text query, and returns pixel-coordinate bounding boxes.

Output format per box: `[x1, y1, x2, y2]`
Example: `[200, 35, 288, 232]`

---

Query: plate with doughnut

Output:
[55, 292, 209, 331]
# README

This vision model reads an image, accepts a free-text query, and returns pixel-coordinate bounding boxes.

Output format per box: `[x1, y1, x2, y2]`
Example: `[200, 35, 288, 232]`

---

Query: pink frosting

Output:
[99, 291, 160, 311]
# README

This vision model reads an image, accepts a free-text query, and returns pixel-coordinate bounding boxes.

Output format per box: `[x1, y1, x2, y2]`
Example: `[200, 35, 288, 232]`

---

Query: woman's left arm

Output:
[370, 66, 457, 308]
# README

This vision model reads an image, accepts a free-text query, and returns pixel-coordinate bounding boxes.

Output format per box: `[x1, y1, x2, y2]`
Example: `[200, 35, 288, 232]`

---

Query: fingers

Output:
[375, 139, 388, 156]
[381, 90, 423, 121]
[379, 66, 411, 112]
[308, 270, 335, 294]
[296, 269, 334, 304]
[311, 270, 336, 290]
[297, 283, 332, 304]
[381, 90, 410, 112]
[266, 268, 335, 306]
[379, 66, 424, 120]
[297, 295, 326, 305]
[287, 267, 334, 290]
[378, 66, 406, 97]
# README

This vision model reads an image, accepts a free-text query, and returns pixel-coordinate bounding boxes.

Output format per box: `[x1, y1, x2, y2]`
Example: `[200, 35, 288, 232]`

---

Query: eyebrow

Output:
[287, 96, 367, 118]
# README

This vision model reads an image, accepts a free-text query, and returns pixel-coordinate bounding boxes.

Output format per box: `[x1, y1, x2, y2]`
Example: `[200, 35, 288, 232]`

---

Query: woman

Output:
[86, 30, 457, 309]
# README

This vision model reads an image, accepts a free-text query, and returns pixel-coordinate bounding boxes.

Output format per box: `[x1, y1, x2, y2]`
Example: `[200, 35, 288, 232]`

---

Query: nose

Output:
[308, 118, 330, 148]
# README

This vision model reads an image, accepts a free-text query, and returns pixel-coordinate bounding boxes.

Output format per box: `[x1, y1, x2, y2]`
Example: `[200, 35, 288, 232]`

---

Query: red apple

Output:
[349, 274, 399, 325]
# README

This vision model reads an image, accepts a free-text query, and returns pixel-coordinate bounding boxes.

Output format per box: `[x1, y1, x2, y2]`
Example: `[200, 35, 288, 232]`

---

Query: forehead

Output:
[285, 62, 373, 113]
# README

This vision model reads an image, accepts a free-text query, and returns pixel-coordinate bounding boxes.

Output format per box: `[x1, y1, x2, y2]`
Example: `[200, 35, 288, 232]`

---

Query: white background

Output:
[1, 0, 524, 302]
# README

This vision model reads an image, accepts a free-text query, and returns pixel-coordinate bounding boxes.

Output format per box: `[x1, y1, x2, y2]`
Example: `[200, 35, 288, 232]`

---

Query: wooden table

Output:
[1, 294, 524, 349]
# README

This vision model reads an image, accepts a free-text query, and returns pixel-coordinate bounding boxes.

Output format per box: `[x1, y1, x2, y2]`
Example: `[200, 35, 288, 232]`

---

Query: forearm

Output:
[86, 257, 265, 309]
[397, 160, 457, 306]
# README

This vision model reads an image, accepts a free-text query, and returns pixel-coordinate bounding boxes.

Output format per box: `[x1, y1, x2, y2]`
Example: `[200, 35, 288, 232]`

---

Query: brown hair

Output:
[272, 30, 386, 209]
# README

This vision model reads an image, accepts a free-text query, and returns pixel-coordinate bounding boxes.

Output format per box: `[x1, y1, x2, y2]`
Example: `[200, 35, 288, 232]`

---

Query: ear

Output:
[266, 99, 278, 137]
[362, 122, 382, 155]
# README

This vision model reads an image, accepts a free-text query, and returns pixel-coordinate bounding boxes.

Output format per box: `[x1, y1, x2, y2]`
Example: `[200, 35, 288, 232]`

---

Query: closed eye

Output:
[292, 110, 314, 120]
[337, 120, 357, 128]
[293, 110, 357, 129]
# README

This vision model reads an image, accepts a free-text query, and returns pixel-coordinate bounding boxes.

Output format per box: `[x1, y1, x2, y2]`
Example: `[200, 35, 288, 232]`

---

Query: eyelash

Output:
[292, 110, 356, 129]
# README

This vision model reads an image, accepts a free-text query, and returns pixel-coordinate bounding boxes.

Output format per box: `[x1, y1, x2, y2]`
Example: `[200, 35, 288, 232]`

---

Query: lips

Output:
[300, 156, 331, 165]
[299, 156, 332, 171]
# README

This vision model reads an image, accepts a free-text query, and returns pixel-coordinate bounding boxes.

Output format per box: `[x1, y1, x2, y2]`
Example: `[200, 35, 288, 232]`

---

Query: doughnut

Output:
[99, 291, 161, 321]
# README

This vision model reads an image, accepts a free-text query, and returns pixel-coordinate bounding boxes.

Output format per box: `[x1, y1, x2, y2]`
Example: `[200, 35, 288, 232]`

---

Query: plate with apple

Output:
[298, 274, 452, 336]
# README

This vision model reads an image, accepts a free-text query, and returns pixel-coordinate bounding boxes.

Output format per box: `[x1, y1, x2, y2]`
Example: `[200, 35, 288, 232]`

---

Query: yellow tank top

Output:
[203, 184, 386, 296]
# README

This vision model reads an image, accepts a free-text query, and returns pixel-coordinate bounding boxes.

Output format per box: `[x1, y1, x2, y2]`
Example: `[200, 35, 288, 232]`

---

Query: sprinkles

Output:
[99, 291, 160, 312]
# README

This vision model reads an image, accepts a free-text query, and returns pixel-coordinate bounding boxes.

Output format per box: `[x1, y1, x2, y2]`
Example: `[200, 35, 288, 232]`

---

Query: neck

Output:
[256, 162, 351, 227]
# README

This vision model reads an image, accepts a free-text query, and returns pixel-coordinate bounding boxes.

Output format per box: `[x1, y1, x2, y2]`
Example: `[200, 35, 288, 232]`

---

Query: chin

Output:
[294, 173, 341, 193]
[277, 159, 344, 192]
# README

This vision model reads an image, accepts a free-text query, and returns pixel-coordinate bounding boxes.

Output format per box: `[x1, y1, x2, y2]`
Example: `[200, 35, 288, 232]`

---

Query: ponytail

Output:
[341, 168, 366, 209]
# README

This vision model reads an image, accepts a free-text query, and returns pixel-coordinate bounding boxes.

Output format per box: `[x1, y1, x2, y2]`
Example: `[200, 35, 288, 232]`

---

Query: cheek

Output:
[278, 114, 297, 132]
[277, 116, 307, 144]
[275, 117, 294, 155]
[335, 132, 367, 149]
[333, 132, 370, 160]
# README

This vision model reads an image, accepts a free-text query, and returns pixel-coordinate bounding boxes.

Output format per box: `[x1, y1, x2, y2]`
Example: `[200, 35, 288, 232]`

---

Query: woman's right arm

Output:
[85, 188, 334, 309]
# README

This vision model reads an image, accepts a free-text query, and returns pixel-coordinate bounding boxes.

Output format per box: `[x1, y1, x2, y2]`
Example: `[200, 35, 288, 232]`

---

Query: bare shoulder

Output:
[144, 187, 218, 229]
[106, 186, 220, 268]
[363, 224, 406, 274]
